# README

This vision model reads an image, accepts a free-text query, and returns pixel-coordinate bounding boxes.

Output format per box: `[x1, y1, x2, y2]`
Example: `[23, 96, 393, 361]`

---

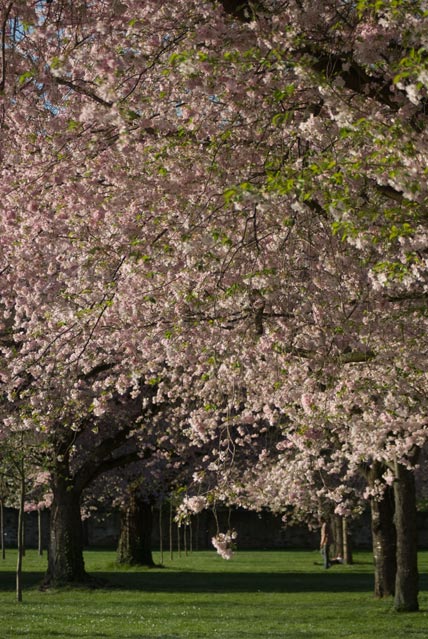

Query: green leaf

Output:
[19, 71, 34, 85]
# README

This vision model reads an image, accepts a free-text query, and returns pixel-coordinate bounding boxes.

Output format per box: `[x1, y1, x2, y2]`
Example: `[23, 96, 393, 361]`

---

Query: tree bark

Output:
[158, 503, 164, 564]
[117, 493, 155, 567]
[169, 500, 174, 560]
[370, 486, 396, 598]
[365, 461, 396, 598]
[342, 518, 353, 565]
[38, 509, 43, 557]
[16, 470, 25, 602]
[393, 462, 419, 612]
[44, 464, 87, 587]
[332, 514, 343, 559]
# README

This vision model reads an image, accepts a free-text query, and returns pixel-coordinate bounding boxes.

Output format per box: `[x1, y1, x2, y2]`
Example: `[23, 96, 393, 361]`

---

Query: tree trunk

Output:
[117, 494, 155, 567]
[169, 500, 174, 560]
[38, 509, 43, 557]
[332, 515, 343, 559]
[22, 515, 25, 557]
[159, 503, 164, 564]
[393, 462, 419, 612]
[16, 471, 25, 602]
[365, 461, 396, 598]
[370, 486, 396, 598]
[44, 469, 87, 587]
[342, 517, 353, 565]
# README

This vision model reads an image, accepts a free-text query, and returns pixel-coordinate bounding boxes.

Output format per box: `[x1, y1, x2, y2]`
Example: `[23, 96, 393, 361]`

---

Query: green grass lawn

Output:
[1, 549, 427, 638]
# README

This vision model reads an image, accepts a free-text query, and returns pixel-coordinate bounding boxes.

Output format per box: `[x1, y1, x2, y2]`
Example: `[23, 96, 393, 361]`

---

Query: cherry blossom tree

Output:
[1, 0, 428, 611]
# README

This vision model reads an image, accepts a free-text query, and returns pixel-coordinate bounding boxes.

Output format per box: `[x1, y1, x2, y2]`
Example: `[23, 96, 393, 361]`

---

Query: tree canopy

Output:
[1, 0, 428, 609]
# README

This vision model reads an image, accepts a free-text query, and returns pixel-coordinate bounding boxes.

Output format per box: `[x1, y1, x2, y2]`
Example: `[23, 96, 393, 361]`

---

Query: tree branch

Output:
[75, 447, 153, 493]
[55, 77, 113, 107]
[0, 2, 13, 92]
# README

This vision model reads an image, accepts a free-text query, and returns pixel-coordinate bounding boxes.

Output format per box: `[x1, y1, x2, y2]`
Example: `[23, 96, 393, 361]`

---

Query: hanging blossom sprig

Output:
[211, 529, 237, 560]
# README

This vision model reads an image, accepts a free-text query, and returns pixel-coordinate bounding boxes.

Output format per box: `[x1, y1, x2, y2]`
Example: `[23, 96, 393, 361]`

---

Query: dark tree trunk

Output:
[117, 494, 155, 567]
[42, 399, 152, 587]
[342, 518, 353, 565]
[365, 461, 396, 597]
[38, 509, 43, 557]
[44, 466, 87, 587]
[370, 486, 396, 598]
[393, 462, 419, 612]
[332, 515, 343, 558]
[159, 503, 164, 564]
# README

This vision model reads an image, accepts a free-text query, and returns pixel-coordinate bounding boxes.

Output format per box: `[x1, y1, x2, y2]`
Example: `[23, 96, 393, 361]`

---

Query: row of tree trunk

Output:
[367, 461, 419, 611]
[116, 462, 420, 614]
[38, 458, 420, 611]
[331, 514, 353, 564]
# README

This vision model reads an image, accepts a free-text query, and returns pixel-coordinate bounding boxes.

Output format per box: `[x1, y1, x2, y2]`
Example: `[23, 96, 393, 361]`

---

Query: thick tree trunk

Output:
[370, 486, 396, 598]
[393, 463, 419, 612]
[365, 461, 396, 597]
[117, 494, 155, 567]
[332, 515, 343, 559]
[44, 469, 87, 587]
[342, 518, 353, 565]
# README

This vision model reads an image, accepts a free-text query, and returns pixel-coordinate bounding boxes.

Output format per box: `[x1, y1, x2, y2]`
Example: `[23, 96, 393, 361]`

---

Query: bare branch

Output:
[55, 76, 113, 107]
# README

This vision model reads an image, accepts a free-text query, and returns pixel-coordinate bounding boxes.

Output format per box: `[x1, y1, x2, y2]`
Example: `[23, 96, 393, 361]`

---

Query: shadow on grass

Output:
[75, 571, 377, 593]
[0, 567, 426, 596]
[0, 571, 46, 591]
[0, 568, 375, 593]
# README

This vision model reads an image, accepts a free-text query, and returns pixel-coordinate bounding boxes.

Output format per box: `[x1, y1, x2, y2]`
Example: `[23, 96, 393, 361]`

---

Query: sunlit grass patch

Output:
[0, 549, 427, 638]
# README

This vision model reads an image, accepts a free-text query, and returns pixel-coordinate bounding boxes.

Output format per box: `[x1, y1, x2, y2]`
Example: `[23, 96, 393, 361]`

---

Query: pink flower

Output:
[211, 530, 237, 560]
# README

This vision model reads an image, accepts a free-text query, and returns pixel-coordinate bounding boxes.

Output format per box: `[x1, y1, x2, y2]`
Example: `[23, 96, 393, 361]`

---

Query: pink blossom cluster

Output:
[211, 530, 237, 560]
